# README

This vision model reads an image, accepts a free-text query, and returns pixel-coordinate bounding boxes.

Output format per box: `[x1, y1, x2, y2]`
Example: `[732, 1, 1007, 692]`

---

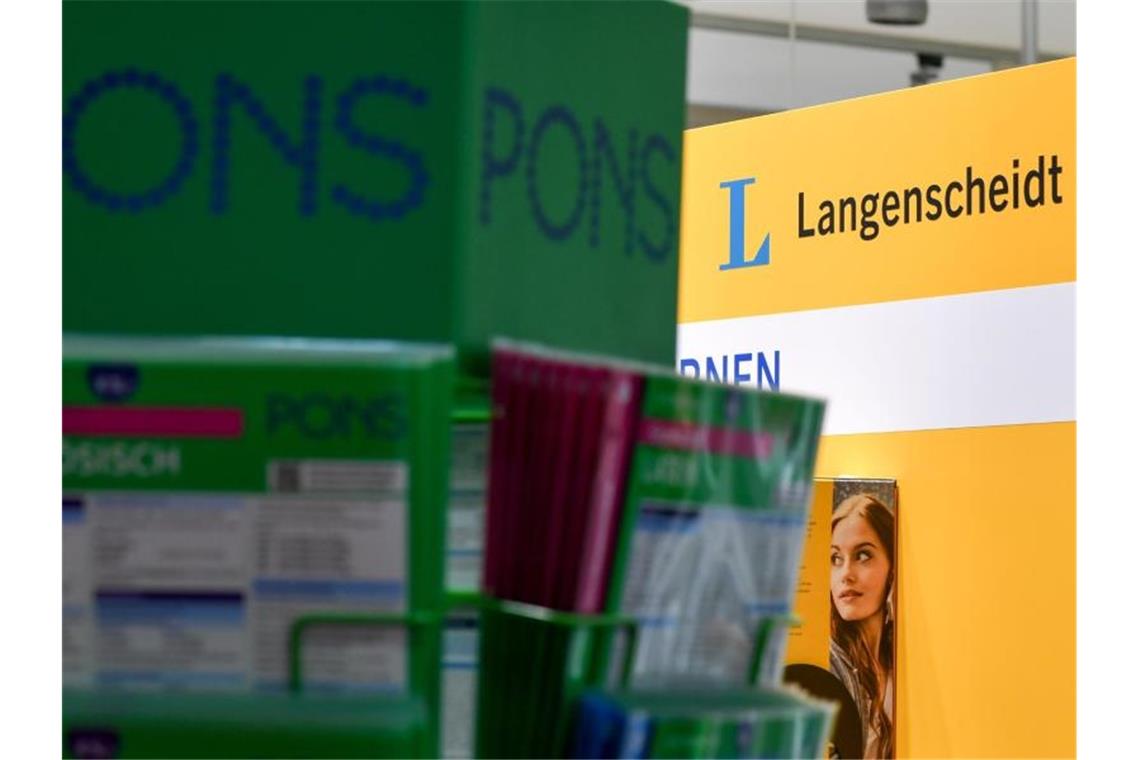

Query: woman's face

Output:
[830, 512, 891, 622]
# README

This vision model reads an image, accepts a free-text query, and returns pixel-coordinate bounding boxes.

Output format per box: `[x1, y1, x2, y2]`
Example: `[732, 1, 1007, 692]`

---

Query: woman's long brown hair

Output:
[830, 494, 895, 759]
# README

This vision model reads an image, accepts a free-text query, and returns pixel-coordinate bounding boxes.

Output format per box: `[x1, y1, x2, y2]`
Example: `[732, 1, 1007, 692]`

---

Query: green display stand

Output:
[474, 597, 640, 759]
[62, 613, 440, 759]
[571, 686, 837, 759]
[63, 0, 688, 375]
[472, 595, 802, 759]
[62, 690, 427, 759]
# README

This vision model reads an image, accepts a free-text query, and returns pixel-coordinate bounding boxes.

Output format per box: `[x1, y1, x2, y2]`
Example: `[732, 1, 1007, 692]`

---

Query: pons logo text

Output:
[266, 393, 406, 440]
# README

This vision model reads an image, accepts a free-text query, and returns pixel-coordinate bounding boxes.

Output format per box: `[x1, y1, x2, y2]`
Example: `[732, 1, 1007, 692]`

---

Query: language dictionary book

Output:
[62, 335, 453, 709]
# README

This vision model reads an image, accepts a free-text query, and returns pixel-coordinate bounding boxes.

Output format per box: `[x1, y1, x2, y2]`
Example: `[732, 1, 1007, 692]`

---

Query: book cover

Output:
[575, 369, 644, 613]
[607, 374, 826, 685]
[541, 365, 589, 607]
[557, 365, 608, 611]
[62, 334, 454, 753]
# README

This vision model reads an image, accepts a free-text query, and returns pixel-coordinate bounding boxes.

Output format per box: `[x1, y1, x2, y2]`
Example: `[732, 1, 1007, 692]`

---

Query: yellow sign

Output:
[678, 59, 1075, 758]
[679, 59, 1074, 324]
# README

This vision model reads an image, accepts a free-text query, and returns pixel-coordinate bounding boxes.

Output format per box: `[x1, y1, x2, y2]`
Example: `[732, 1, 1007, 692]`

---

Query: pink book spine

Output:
[540, 364, 581, 608]
[481, 349, 514, 597]
[574, 370, 641, 613]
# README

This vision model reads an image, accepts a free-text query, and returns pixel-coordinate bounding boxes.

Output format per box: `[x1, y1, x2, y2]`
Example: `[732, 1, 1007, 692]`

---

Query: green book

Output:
[62, 334, 453, 755]
[606, 373, 826, 686]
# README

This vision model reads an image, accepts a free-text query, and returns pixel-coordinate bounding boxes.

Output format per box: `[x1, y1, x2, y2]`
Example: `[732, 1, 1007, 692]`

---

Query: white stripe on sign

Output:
[676, 282, 1074, 435]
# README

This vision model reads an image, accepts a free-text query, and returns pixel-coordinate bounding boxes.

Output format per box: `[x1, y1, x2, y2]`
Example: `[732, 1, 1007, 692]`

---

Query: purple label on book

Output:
[87, 364, 139, 403]
[63, 496, 85, 523]
[68, 728, 120, 759]
[63, 406, 245, 438]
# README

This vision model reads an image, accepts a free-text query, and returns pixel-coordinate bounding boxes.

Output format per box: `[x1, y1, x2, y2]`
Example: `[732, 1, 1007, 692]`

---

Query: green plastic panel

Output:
[63, 1, 688, 373]
[63, 689, 428, 759]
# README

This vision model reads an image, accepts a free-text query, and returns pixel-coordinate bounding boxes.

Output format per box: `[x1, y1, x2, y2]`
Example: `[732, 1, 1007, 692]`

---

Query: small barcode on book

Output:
[272, 462, 302, 492]
[268, 460, 407, 493]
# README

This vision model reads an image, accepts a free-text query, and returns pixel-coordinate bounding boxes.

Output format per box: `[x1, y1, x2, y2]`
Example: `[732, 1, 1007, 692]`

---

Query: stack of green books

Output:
[474, 598, 639, 759]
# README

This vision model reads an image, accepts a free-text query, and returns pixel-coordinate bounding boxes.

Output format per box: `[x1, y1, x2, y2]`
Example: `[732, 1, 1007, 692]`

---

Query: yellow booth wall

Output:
[676, 59, 1076, 757]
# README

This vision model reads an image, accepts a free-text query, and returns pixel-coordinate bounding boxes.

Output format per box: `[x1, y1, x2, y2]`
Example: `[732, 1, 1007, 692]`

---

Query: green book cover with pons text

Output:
[62, 335, 453, 755]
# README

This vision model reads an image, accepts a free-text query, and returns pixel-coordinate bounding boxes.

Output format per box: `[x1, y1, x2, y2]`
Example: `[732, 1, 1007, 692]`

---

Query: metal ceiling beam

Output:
[690, 9, 1066, 67]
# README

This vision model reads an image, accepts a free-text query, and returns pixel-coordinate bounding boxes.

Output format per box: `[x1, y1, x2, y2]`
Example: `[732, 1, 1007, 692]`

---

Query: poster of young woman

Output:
[785, 479, 898, 759]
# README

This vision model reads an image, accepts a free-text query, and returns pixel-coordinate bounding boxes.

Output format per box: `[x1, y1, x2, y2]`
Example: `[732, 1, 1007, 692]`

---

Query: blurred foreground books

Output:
[475, 341, 828, 757]
[63, 335, 454, 757]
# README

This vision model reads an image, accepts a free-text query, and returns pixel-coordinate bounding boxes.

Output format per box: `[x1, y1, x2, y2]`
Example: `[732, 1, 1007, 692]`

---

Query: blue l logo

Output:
[718, 177, 771, 271]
